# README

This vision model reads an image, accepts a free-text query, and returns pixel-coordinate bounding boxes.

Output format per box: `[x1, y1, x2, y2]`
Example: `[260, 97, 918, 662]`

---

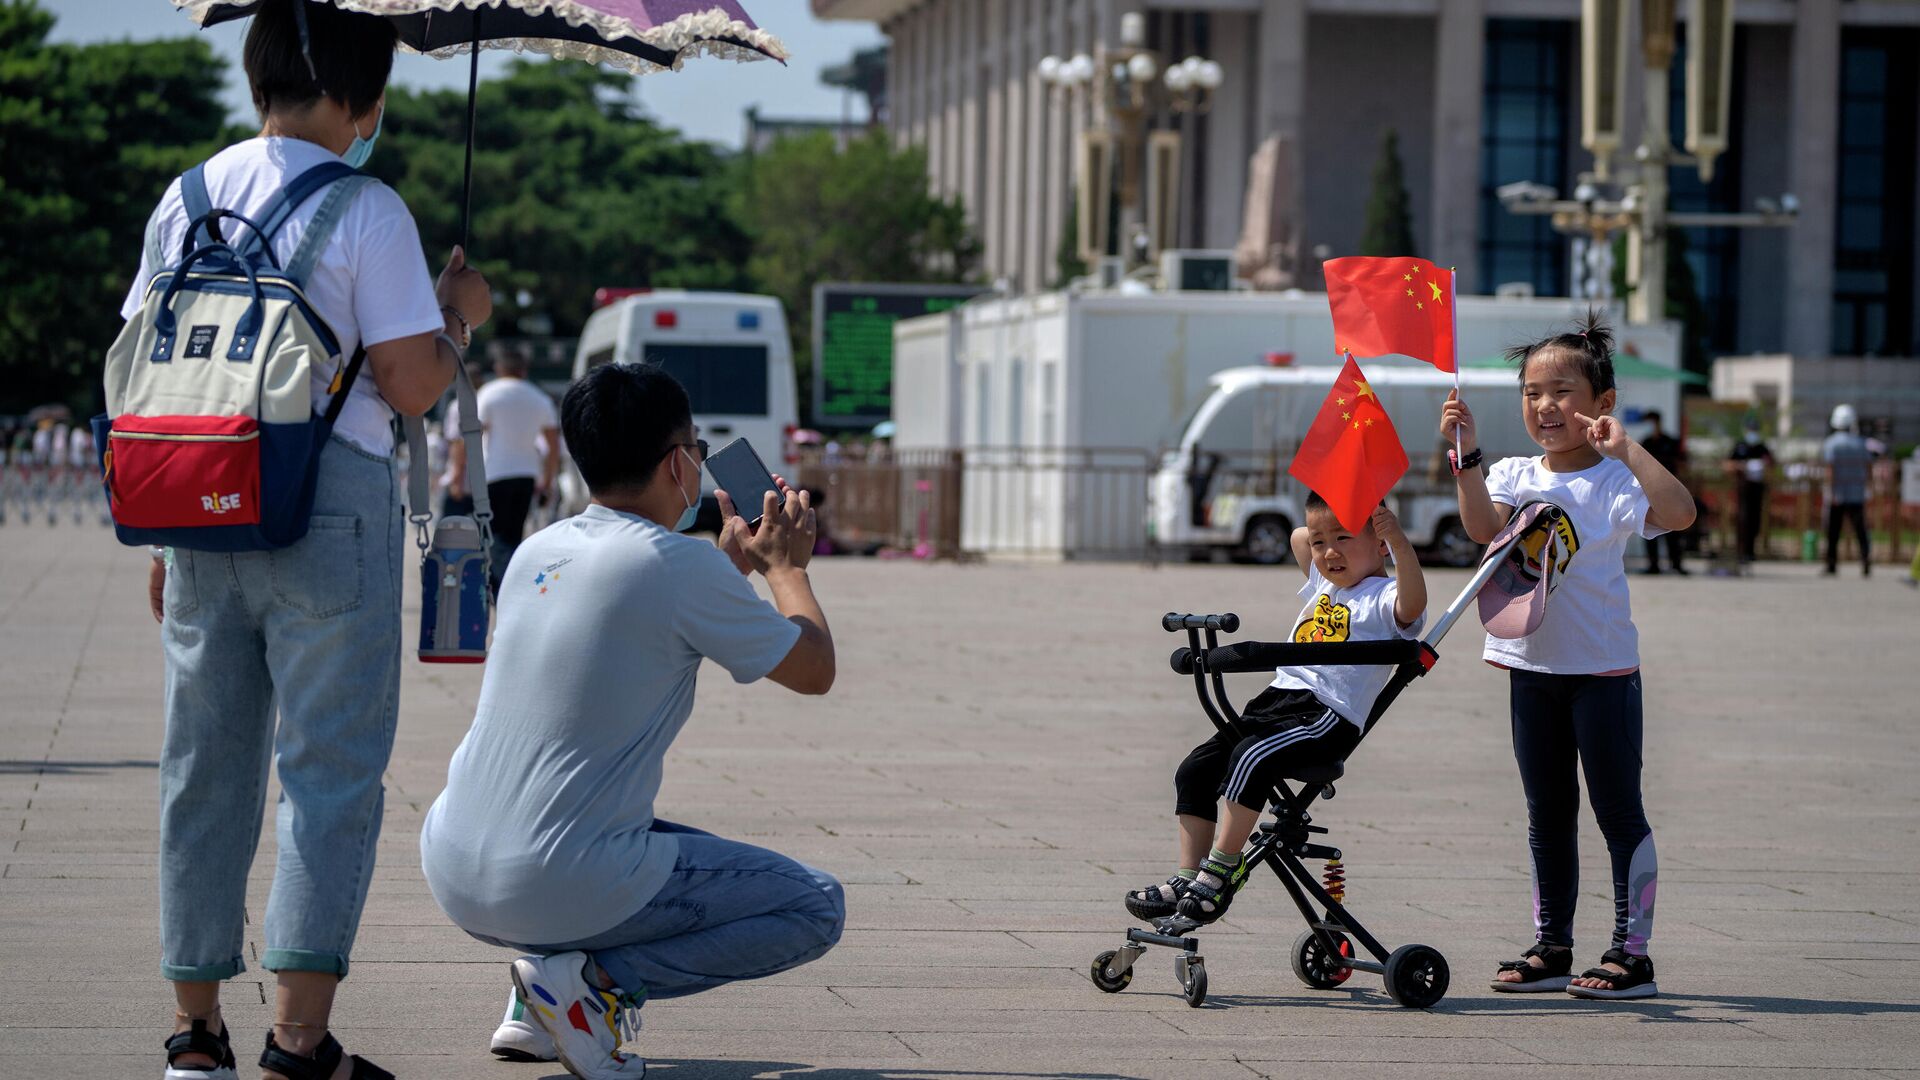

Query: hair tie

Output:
[1578, 330, 1589, 338]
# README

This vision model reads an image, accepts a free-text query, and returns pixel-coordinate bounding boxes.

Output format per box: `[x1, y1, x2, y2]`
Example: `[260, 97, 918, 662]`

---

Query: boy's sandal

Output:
[1566, 948, 1658, 1000]
[260, 1032, 394, 1080]
[1174, 856, 1245, 924]
[164, 1018, 237, 1079]
[1124, 875, 1191, 921]
[1489, 943, 1573, 993]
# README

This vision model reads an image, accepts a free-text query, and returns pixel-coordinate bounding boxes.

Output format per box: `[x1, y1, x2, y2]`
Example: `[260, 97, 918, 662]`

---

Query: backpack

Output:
[94, 160, 376, 551]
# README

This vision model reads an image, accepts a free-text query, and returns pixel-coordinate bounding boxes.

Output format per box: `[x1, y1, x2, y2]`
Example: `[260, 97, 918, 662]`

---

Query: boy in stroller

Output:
[1125, 492, 1426, 926]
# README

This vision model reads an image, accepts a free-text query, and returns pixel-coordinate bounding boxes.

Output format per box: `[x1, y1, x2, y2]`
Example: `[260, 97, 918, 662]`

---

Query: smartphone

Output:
[705, 437, 782, 527]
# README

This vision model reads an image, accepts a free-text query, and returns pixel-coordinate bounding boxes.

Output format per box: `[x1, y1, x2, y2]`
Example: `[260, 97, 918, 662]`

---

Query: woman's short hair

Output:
[244, 0, 397, 120]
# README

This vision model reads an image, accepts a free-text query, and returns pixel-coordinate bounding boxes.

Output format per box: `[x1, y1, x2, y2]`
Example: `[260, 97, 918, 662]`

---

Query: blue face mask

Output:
[672, 447, 700, 532]
[343, 104, 383, 169]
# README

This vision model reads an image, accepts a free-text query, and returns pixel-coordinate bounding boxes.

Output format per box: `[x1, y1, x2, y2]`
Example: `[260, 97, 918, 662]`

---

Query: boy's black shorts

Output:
[1174, 686, 1361, 819]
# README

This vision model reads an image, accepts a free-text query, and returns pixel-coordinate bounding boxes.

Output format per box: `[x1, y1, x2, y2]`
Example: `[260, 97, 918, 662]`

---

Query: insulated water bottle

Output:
[419, 514, 489, 663]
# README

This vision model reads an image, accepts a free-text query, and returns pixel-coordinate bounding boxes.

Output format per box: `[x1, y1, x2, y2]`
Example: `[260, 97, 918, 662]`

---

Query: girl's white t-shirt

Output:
[1269, 565, 1425, 728]
[120, 138, 445, 456]
[1482, 455, 1665, 674]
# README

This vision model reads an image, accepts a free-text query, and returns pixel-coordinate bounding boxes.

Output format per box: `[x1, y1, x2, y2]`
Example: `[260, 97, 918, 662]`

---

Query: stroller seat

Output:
[1283, 761, 1344, 785]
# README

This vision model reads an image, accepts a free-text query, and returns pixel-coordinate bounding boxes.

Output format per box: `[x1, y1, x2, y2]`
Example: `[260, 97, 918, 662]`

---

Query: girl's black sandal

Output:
[1566, 948, 1658, 1000]
[1490, 943, 1573, 993]
[164, 1018, 237, 1079]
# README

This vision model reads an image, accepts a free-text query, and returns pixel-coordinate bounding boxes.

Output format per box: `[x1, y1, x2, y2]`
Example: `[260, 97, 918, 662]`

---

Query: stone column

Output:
[1203, 10, 1254, 250]
[1784, 0, 1840, 357]
[1430, 0, 1484, 291]
[1255, 0, 1309, 283]
[1025, 0, 1051, 290]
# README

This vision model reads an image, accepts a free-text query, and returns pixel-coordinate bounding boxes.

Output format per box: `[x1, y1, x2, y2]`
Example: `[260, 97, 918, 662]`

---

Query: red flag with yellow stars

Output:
[1324, 256, 1457, 372]
[1287, 355, 1410, 534]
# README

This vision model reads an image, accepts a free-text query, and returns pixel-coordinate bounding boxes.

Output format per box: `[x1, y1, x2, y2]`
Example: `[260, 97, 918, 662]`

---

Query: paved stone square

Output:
[3, 524, 1918, 1079]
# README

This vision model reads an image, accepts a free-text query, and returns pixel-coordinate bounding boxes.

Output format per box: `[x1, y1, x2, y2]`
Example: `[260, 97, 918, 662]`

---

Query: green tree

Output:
[0, 0, 232, 413]
[366, 60, 752, 342]
[732, 130, 979, 416]
[1359, 128, 1417, 259]
[1056, 198, 1087, 286]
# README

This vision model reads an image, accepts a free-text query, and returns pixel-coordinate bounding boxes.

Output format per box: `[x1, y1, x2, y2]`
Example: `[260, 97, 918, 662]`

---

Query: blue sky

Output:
[41, 1, 886, 148]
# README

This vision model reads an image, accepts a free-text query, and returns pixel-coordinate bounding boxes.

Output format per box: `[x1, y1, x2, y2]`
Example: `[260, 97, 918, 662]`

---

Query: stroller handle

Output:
[1171, 639, 1426, 676]
[1163, 612, 1239, 633]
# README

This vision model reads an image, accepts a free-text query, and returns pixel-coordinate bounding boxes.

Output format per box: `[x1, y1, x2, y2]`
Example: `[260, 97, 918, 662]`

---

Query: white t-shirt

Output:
[419, 505, 802, 944]
[475, 378, 560, 482]
[1483, 455, 1665, 674]
[119, 138, 445, 456]
[1269, 565, 1425, 728]
[66, 426, 92, 469]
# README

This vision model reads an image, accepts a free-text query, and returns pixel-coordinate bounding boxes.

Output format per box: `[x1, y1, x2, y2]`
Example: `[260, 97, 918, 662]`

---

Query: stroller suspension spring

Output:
[1322, 859, 1346, 904]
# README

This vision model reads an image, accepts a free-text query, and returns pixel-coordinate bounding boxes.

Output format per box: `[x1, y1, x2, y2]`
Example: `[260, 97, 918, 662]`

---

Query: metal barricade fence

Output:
[793, 446, 1160, 561]
[1692, 461, 1917, 566]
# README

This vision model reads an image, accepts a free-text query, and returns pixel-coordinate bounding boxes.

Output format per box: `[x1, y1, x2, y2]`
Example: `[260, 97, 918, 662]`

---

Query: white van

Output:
[1151, 364, 1535, 565]
[565, 290, 800, 527]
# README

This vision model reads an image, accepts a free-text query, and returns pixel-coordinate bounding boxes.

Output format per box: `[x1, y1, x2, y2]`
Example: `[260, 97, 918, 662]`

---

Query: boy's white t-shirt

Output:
[119, 138, 445, 456]
[1269, 565, 1425, 728]
[1483, 455, 1665, 674]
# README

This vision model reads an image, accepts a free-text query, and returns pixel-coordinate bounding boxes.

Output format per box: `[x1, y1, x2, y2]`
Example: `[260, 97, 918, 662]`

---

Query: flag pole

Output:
[1449, 267, 1462, 467]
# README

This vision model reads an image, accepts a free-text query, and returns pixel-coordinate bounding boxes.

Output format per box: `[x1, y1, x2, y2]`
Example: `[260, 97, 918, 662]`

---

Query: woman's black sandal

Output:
[1175, 856, 1247, 924]
[260, 1032, 394, 1080]
[1489, 943, 1573, 993]
[1124, 875, 1191, 921]
[1566, 948, 1658, 1000]
[164, 1017, 237, 1079]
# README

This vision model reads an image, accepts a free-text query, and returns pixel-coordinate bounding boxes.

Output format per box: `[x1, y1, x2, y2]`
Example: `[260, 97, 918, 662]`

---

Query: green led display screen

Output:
[813, 283, 987, 426]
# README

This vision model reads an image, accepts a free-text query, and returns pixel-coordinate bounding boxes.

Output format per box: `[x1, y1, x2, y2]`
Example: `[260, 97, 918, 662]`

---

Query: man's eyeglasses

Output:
[675, 439, 710, 463]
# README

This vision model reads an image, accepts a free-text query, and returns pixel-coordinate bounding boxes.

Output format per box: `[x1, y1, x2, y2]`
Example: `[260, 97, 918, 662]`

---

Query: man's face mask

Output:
[1743, 430, 1762, 445]
[673, 446, 700, 532]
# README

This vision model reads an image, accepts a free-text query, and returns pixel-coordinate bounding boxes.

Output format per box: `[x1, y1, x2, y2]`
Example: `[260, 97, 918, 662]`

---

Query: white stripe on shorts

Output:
[1224, 709, 1339, 803]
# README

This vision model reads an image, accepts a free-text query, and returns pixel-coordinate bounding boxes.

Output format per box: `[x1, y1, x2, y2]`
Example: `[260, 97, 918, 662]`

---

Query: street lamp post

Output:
[1038, 13, 1223, 272]
[1500, 0, 1792, 325]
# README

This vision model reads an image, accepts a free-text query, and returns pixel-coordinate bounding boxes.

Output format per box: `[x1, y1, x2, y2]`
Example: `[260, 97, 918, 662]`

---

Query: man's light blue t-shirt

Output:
[420, 505, 801, 945]
[1822, 432, 1872, 504]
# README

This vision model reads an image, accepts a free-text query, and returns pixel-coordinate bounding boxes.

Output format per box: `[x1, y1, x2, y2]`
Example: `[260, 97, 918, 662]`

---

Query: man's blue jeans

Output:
[476, 821, 846, 1000]
[157, 436, 403, 981]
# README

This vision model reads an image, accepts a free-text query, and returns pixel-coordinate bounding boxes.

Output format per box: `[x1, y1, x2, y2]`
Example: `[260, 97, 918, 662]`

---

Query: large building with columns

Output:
[814, 0, 1920, 361]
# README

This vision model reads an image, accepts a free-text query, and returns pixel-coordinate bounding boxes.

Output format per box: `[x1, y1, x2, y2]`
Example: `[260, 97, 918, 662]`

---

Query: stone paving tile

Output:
[2, 526, 1917, 1079]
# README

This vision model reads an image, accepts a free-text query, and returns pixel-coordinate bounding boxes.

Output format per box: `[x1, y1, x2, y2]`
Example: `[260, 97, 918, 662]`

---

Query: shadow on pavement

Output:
[0, 758, 158, 775]
[626, 1064, 1151, 1080]
[1204, 989, 1920, 1021]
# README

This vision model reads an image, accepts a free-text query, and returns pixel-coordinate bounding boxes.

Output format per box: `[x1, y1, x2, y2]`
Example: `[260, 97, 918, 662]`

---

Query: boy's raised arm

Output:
[1290, 526, 1313, 577]
[1371, 505, 1426, 630]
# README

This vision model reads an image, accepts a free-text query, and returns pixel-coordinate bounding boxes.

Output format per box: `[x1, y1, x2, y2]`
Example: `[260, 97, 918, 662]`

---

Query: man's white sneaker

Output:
[491, 986, 558, 1062]
[509, 952, 646, 1079]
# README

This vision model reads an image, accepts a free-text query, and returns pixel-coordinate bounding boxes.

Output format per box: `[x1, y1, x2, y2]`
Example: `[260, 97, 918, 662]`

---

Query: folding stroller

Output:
[1090, 505, 1568, 1009]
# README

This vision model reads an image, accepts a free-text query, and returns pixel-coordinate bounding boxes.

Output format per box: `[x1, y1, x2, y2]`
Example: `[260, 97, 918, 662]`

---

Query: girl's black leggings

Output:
[1509, 669, 1657, 955]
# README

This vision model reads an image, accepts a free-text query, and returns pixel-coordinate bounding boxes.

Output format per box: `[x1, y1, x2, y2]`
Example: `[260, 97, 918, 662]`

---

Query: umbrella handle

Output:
[460, 10, 481, 252]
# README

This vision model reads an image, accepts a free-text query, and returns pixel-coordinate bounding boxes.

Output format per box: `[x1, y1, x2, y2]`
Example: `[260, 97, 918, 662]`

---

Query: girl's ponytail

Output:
[1506, 307, 1616, 394]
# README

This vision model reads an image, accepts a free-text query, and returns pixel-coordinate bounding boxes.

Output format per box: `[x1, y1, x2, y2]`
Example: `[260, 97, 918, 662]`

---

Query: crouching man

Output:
[420, 363, 842, 1080]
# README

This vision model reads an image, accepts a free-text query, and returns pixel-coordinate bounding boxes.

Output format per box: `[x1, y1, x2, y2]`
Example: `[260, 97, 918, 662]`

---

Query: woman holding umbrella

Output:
[137, 3, 491, 1078]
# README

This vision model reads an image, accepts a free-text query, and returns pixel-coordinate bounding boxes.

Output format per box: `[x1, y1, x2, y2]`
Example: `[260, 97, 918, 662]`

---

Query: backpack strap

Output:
[239, 161, 362, 262]
[180, 164, 221, 249]
[284, 173, 375, 287]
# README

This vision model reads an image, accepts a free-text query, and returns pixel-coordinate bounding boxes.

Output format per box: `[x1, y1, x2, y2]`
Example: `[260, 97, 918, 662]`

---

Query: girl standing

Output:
[1441, 314, 1694, 1001]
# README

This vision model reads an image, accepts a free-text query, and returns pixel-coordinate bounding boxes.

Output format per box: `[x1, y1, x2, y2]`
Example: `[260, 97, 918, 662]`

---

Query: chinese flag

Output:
[1287, 356, 1410, 534]
[1324, 256, 1457, 373]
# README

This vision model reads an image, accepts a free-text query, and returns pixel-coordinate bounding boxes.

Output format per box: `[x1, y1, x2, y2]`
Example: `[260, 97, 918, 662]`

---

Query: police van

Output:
[563, 289, 800, 527]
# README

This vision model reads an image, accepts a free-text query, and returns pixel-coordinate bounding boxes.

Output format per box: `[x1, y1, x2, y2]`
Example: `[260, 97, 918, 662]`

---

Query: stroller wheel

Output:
[1290, 929, 1355, 989]
[1089, 950, 1132, 993]
[1383, 944, 1450, 1008]
[1175, 955, 1208, 1008]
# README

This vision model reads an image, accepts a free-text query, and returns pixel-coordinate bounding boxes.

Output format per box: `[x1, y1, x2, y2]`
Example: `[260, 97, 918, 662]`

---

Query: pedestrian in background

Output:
[1638, 411, 1687, 575]
[441, 358, 487, 518]
[1821, 403, 1873, 578]
[447, 344, 560, 587]
[1725, 420, 1773, 571]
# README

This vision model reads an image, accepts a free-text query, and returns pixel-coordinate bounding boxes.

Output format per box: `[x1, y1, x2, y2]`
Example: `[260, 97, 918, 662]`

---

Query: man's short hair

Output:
[494, 344, 531, 378]
[562, 364, 691, 494]
[244, 0, 396, 120]
[1644, 409, 1663, 425]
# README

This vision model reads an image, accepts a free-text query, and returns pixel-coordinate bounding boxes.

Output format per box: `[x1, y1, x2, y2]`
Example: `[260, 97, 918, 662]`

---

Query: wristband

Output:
[440, 305, 472, 348]
[1449, 447, 1484, 475]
